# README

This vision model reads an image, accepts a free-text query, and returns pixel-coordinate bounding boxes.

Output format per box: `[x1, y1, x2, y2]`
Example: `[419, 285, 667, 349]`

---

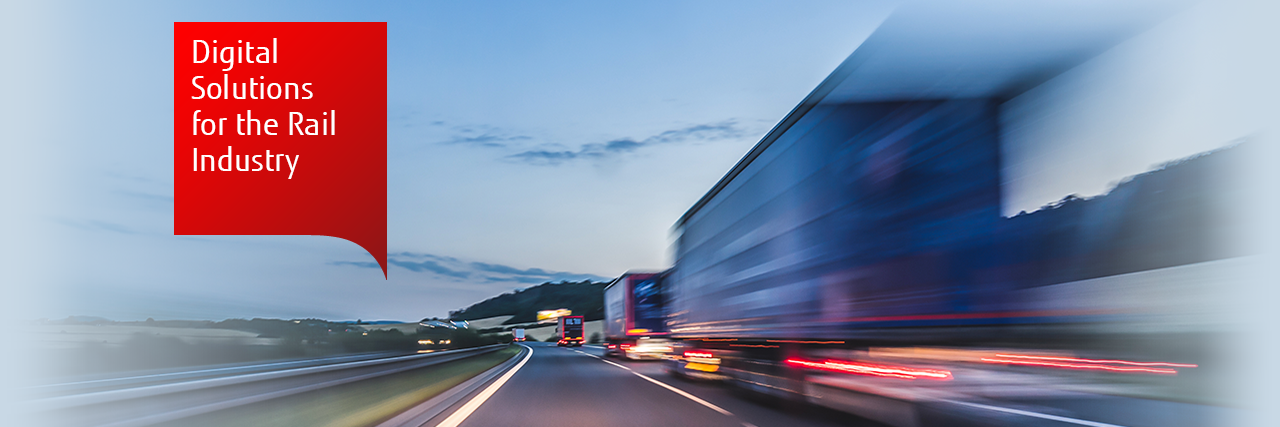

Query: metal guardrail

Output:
[30, 351, 407, 395]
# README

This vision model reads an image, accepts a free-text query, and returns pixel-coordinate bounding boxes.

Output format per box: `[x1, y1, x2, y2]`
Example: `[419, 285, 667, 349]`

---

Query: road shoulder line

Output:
[377, 345, 527, 427]
[432, 344, 533, 427]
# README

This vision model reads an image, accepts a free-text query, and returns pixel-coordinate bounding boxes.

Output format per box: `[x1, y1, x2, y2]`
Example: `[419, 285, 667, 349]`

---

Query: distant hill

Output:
[993, 143, 1245, 288]
[449, 280, 612, 324]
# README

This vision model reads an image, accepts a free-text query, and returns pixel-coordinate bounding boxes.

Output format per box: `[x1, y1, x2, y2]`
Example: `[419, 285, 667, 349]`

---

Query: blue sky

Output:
[0, 1, 893, 321]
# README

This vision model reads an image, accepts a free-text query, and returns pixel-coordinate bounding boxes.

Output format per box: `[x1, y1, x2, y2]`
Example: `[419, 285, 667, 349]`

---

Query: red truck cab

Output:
[556, 316, 584, 347]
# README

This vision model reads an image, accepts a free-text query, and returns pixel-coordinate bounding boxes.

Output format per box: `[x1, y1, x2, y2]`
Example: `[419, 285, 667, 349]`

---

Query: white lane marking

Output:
[575, 349, 734, 417]
[943, 400, 1129, 427]
[572, 349, 601, 359]
[575, 350, 1120, 427]
[601, 358, 630, 369]
[629, 369, 735, 416]
[435, 344, 533, 427]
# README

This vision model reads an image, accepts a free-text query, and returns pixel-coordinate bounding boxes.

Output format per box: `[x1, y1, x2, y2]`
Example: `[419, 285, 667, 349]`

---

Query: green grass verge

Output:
[161, 345, 521, 427]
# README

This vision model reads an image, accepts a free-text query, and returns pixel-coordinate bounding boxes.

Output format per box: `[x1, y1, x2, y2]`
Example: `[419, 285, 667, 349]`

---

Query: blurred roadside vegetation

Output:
[159, 346, 522, 427]
[36, 317, 513, 378]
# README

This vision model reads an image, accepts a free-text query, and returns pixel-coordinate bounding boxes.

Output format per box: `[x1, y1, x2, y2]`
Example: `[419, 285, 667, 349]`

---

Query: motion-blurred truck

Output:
[555, 316, 584, 347]
[603, 272, 673, 360]
[662, 6, 1244, 425]
[512, 328, 526, 342]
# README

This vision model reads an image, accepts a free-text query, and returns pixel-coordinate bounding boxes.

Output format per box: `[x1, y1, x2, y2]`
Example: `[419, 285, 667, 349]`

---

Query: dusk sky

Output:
[2, 1, 895, 321]
[7, 0, 1252, 323]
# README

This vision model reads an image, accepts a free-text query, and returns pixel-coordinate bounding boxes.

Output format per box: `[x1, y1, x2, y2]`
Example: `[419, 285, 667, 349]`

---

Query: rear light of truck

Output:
[786, 358, 952, 381]
[979, 353, 1195, 375]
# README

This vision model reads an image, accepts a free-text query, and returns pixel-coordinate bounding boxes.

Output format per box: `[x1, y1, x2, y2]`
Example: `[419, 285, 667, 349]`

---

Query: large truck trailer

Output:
[603, 272, 673, 359]
[663, 3, 1250, 426]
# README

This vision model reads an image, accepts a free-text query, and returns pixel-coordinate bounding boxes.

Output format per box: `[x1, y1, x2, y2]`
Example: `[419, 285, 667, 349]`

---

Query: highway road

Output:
[441, 342, 882, 427]
[433, 343, 1233, 427]
[23, 341, 1233, 426]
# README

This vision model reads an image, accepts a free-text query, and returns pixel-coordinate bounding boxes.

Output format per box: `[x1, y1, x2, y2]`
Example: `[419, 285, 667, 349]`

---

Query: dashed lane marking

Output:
[570, 348, 734, 417]
[942, 399, 1130, 427]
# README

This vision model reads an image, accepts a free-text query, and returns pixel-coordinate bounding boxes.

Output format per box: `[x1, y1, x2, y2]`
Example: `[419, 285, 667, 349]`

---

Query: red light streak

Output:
[980, 357, 1180, 375]
[684, 351, 714, 359]
[991, 354, 1198, 368]
[785, 358, 952, 380]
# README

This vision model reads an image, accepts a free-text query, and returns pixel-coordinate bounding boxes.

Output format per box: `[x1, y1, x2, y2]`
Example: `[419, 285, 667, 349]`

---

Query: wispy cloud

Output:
[327, 261, 381, 269]
[388, 259, 471, 278]
[441, 134, 532, 148]
[393, 252, 459, 262]
[468, 262, 608, 283]
[438, 124, 533, 149]
[508, 120, 745, 165]
[329, 252, 610, 284]
[469, 262, 555, 276]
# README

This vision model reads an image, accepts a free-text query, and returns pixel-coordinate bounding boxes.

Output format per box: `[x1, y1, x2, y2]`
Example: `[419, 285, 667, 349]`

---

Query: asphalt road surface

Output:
[447, 342, 881, 427]
[436, 343, 1236, 427]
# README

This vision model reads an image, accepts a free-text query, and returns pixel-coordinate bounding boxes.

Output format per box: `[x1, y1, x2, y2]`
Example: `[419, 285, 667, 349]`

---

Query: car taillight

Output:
[684, 351, 714, 359]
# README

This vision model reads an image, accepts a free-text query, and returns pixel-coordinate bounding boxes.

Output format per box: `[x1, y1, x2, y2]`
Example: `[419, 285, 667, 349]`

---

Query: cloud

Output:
[329, 253, 610, 284]
[507, 149, 594, 162]
[467, 262, 609, 283]
[388, 259, 471, 278]
[326, 261, 381, 269]
[393, 251, 459, 262]
[441, 134, 533, 149]
[508, 120, 745, 165]
[469, 262, 554, 276]
[438, 124, 533, 148]
[604, 139, 642, 152]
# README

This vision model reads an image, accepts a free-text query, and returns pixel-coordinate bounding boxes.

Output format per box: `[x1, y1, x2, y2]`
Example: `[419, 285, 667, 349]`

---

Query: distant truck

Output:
[603, 272, 672, 359]
[555, 316, 584, 347]
[512, 328, 526, 342]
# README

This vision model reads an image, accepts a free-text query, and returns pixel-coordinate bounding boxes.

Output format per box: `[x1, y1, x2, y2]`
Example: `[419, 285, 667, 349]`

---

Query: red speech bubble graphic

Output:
[174, 22, 387, 278]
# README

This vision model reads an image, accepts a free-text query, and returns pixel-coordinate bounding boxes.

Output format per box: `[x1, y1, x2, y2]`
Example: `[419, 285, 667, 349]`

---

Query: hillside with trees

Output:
[449, 280, 611, 324]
